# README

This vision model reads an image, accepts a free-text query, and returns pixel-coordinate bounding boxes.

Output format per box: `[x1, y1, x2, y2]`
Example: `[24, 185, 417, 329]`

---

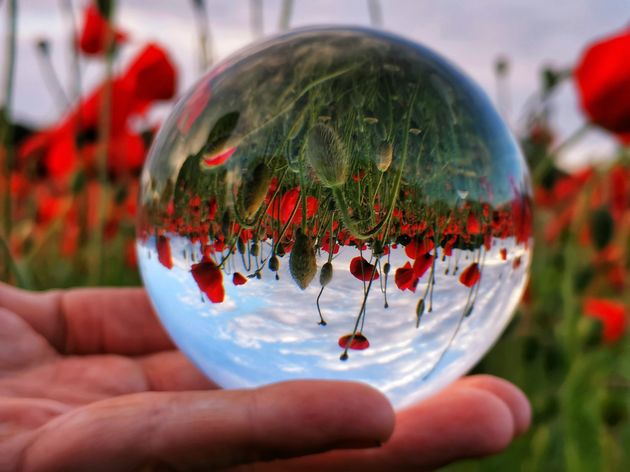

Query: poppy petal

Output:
[338, 333, 370, 350]
[191, 257, 225, 303]
[459, 262, 480, 287]
[350, 256, 379, 281]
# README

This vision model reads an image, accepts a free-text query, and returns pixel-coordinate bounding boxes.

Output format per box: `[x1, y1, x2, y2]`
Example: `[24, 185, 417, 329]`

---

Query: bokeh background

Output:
[0, 1, 628, 470]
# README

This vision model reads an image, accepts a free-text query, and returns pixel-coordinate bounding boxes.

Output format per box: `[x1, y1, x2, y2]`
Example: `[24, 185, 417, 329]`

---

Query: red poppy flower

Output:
[338, 333, 370, 350]
[442, 235, 457, 257]
[404, 236, 435, 259]
[459, 262, 480, 288]
[574, 28, 630, 141]
[232, 272, 248, 286]
[78, 5, 127, 56]
[395, 262, 418, 292]
[268, 188, 318, 225]
[413, 253, 434, 278]
[467, 213, 482, 234]
[77, 129, 145, 176]
[350, 256, 379, 281]
[156, 235, 173, 269]
[124, 43, 177, 102]
[18, 43, 176, 176]
[583, 298, 627, 343]
[500, 248, 507, 261]
[191, 257, 225, 303]
[37, 194, 64, 225]
[44, 129, 80, 178]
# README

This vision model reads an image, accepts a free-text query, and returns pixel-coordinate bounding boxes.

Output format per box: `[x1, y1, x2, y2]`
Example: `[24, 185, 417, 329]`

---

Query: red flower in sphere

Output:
[232, 272, 248, 286]
[395, 262, 418, 292]
[156, 235, 173, 270]
[338, 333, 370, 350]
[413, 253, 434, 278]
[350, 256, 379, 281]
[583, 298, 627, 344]
[459, 262, 481, 288]
[191, 257, 225, 303]
[574, 28, 630, 143]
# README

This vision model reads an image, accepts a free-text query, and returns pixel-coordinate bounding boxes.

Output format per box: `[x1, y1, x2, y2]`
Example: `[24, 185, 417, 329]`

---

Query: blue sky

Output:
[2, 0, 629, 169]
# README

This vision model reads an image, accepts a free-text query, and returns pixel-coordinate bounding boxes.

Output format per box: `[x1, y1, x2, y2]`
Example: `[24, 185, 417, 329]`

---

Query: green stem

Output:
[34, 41, 70, 110]
[333, 83, 419, 241]
[0, 235, 30, 288]
[88, 5, 117, 285]
[1, 0, 17, 245]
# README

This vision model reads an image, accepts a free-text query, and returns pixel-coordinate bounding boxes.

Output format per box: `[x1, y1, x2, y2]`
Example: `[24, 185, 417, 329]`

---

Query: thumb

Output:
[21, 380, 395, 471]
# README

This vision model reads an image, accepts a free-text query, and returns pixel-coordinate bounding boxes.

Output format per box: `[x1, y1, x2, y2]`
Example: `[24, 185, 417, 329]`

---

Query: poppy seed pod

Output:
[268, 255, 280, 272]
[320, 261, 333, 287]
[289, 228, 317, 290]
[241, 162, 272, 219]
[376, 142, 393, 172]
[305, 124, 349, 188]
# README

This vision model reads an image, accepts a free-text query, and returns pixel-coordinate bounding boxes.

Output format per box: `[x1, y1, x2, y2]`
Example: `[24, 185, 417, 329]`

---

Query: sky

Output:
[1, 0, 629, 169]
[137, 233, 529, 408]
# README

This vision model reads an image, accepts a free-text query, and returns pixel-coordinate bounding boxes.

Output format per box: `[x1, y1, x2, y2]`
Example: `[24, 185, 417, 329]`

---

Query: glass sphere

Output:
[137, 27, 532, 409]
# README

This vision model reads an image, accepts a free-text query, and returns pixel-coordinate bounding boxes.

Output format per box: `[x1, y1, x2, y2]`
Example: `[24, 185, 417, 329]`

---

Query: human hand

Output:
[0, 282, 530, 471]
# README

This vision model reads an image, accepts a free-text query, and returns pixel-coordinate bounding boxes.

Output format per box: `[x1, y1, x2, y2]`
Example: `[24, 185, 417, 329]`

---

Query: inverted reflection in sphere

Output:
[137, 27, 532, 408]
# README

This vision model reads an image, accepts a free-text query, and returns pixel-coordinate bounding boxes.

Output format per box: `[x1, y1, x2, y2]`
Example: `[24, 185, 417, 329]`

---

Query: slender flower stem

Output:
[278, 0, 293, 31]
[34, 40, 71, 110]
[89, 1, 117, 285]
[249, 0, 263, 39]
[1, 0, 17, 250]
[191, 0, 213, 70]
[367, 0, 383, 28]
[340, 261, 379, 361]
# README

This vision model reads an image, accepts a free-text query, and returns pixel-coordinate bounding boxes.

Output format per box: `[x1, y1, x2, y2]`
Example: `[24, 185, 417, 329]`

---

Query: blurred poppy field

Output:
[0, 2, 628, 471]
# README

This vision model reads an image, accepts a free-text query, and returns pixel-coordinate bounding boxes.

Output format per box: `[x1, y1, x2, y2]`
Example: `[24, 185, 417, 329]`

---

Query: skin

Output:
[0, 282, 530, 471]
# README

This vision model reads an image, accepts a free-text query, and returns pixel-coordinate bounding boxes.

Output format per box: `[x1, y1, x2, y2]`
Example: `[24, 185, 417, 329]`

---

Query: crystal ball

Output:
[137, 27, 532, 408]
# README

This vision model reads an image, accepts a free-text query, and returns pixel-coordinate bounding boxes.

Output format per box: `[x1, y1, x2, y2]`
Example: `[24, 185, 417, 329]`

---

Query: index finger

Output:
[0, 283, 174, 355]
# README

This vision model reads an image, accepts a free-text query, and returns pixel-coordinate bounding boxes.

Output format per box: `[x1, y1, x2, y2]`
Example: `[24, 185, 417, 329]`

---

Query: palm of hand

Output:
[0, 284, 530, 472]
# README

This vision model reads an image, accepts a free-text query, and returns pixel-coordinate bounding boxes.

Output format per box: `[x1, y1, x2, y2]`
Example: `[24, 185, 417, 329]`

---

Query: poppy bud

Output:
[289, 228, 317, 290]
[241, 162, 272, 218]
[305, 124, 349, 188]
[268, 254, 280, 272]
[375, 142, 393, 172]
[416, 298, 425, 327]
[250, 241, 259, 257]
[237, 237, 245, 255]
[320, 261, 333, 287]
[383, 262, 391, 274]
